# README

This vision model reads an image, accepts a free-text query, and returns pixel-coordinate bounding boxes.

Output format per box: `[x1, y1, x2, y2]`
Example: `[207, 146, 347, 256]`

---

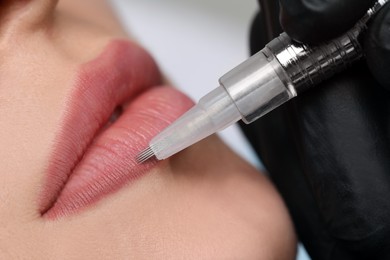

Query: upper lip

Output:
[39, 39, 192, 219]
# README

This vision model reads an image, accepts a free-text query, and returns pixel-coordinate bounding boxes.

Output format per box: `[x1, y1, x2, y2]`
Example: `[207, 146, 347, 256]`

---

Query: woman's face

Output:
[0, 0, 295, 258]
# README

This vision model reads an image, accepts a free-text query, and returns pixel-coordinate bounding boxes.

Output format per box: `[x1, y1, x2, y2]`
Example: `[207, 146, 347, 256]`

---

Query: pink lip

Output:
[40, 40, 193, 219]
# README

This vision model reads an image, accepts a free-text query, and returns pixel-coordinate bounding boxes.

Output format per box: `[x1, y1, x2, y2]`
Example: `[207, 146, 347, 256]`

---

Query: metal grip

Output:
[266, 0, 389, 94]
[266, 29, 363, 93]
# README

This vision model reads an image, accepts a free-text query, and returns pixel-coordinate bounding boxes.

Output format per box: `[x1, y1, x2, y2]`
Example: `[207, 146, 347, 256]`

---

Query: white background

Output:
[110, 1, 310, 259]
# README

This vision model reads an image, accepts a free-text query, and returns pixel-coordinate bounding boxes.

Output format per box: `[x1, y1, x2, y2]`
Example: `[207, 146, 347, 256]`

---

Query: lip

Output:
[39, 40, 193, 219]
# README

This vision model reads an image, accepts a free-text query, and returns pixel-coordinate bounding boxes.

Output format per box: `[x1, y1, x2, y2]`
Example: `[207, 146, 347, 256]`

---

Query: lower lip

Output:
[40, 41, 194, 219]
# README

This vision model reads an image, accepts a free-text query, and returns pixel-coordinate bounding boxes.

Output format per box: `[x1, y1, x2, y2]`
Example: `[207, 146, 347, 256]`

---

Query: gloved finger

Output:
[255, 0, 282, 43]
[279, 0, 377, 44]
[282, 61, 390, 259]
[365, 3, 390, 90]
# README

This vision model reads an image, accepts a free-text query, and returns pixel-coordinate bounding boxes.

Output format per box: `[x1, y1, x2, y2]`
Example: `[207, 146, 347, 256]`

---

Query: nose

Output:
[0, 0, 58, 34]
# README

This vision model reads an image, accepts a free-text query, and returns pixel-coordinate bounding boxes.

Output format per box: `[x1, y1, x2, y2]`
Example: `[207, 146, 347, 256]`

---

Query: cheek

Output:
[0, 38, 75, 218]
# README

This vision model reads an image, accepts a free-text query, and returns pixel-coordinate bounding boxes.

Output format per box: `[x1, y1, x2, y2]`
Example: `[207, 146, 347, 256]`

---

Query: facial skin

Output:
[0, 0, 296, 259]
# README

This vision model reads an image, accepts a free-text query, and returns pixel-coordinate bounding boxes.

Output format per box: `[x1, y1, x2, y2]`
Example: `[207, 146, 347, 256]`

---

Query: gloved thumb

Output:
[279, 0, 377, 44]
[365, 3, 390, 90]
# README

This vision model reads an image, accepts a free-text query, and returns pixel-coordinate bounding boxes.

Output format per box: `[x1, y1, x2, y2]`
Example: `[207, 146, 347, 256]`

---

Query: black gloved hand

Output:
[241, 1, 390, 259]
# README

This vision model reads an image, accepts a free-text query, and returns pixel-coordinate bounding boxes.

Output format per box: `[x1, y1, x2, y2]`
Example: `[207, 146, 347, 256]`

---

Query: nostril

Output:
[0, 0, 58, 31]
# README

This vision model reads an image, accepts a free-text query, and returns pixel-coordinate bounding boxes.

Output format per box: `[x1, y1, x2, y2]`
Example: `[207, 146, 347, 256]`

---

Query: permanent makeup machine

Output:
[137, 0, 389, 163]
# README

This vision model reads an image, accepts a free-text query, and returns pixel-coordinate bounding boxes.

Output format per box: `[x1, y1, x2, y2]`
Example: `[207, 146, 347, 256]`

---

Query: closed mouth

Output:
[39, 40, 193, 219]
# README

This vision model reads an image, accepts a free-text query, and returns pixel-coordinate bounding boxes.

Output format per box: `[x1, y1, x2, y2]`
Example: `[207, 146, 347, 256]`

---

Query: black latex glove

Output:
[241, 1, 390, 259]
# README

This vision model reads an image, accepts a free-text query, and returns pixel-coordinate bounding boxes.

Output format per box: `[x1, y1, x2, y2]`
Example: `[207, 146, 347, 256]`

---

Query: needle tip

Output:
[136, 147, 155, 163]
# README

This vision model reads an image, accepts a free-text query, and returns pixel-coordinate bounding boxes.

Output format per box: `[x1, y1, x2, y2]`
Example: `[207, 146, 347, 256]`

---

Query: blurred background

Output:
[110, 0, 309, 259]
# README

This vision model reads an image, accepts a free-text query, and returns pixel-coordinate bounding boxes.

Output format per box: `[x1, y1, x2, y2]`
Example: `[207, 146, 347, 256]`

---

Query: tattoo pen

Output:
[137, 0, 388, 163]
